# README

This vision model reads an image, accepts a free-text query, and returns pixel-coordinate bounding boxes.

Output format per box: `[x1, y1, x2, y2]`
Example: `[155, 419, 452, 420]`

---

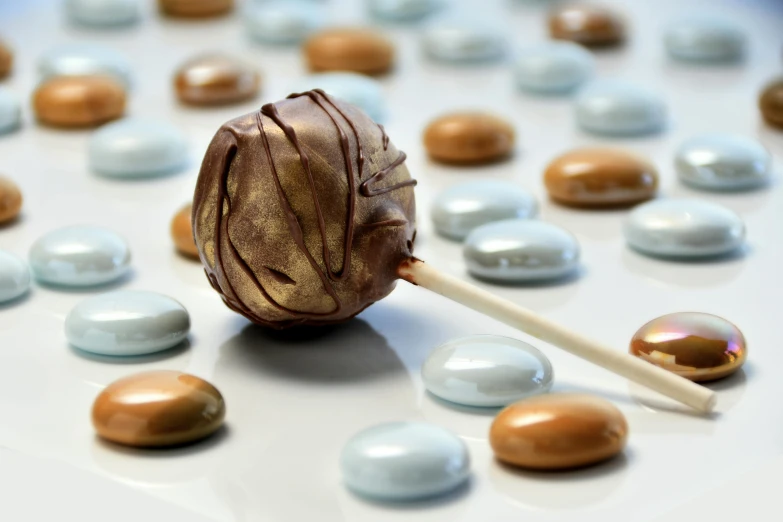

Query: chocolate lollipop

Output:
[193, 90, 714, 412]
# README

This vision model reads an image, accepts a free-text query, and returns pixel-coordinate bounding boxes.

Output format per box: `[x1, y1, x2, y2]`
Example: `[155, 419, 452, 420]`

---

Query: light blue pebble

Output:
[575, 81, 666, 136]
[245, 1, 324, 45]
[289, 72, 385, 122]
[464, 219, 580, 282]
[368, 0, 440, 22]
[422, 15, 506, 63]
[624, 199, 745, 258]
[0, 88, 21, 135]
[39, 43, 131, 86]
[65, 290, 190, 356]
[340, 422, 470, 501]
[89, 118, 188, 178]
[676, 133, 771, 190]
[0, 250, 31, 303]
[66, 0, 141, 27]
[423, 335, 553, 407]
[515, 41, 594, 94]
[431, 180, 538, 241]
[29, 225, 131, 287]
[665, 16, 745, 63]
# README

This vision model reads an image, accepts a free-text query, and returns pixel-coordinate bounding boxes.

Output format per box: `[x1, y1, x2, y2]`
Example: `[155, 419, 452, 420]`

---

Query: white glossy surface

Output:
[514, 41, 594, 94]
[1, 0, 783, 521]
[575, 80, 667, 136]
[624, 199, 746, 258]
[431, 180, 538, 240]
[422, 335, 553, 406]
[422, 14, 506, 63]
[89, 118, 188, 177]
[29, 225, 131, 287]
[38, 43, 131, 85]
[289, 72, 386, 122]
[675, 133, 771, 190]
[340, 422, 470, 500]
[464, 219, 580, 281]
[368, 0, 440, 21]
[244, 1, 324, 45]
[665, 16, 746, 62]
[0, 87, 21, 135]
[65, 290, 190, 356]
[0, 250, 30, 303]
[66, 0, 141, 27]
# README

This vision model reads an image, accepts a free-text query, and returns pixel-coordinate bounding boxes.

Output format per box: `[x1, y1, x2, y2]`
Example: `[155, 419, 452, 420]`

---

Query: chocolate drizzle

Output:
[193, 90, 417, 328]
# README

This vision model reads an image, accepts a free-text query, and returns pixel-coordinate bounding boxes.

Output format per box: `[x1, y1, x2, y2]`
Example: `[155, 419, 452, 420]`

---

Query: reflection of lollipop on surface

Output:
[192, 90, 714, 412]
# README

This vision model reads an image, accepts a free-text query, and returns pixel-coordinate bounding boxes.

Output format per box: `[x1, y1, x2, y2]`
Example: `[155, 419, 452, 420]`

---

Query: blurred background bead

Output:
[288, 72, 385, 122]
[158, 0, 234, 18]
[39, 44, 131, 86]
[340, 422, 470, 500]
[514, 41, 594, 94]
[33, 76, 126, 128]
[66, 291, 190, 356]
[0, 39, 13, 79]
[464, 219, 580, 282]
[92, 371, 224, 447]
[490, 394, 628, 470]
[624, 199, 745, 258]
[664, 16, 745, 63]
[0, 88, 21, 135]
[630, 312, 747, 382]
[0, 175, 22, 224]
[423, 112, 514, 164]
[575, 80, 666, 136]
[29, 225, 131, 287]
[431, 180, 537, 240]
[759, 79, 783, 130]
[0, 250, 30, 303]
[89, 118, 188, 177]
[174, 54, 260, 106]
[422, 15, 506, 63]
[675, 134, 771, 190]
[423, 335, 553, 407]
[304, 28, 395, 75]
[66, 0, 141, 27]
[368, 0, 440, 22]
[549, 4, 625, 48]
[245, 0, 324, 45]
[544, 147, 658, 207]
[171, 203, 198, 259]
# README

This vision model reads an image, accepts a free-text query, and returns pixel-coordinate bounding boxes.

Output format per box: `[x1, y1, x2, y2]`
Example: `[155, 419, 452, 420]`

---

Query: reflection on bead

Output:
[575, 81, 666, 136]
[422, 335, 553, 407]
[664, 16, 745, 63]
[38, 44, 131, 86]
[514, 41, 594, 94]
[630, 312, 746, 381]
[340, 422, 470, 500]
[431, 180, 537, 240]
[422, 15, 506, 63]
[675, 133, 771, 191]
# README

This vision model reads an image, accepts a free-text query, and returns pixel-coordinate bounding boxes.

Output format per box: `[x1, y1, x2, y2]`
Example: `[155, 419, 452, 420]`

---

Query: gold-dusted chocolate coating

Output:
[192, 90, 417, 328]
[92, 371, 225, 448]
[33, 75, 126, 128]
[490, 393, 628, 470]
[0, 175, 22, 224]
[630, 312, 747, 382]
[158, 0, 233, 18]
[0, 39, 12, 79]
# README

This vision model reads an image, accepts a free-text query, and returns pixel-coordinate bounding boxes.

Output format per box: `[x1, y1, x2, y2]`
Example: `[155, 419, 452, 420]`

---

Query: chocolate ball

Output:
[192, 90, 417, 328]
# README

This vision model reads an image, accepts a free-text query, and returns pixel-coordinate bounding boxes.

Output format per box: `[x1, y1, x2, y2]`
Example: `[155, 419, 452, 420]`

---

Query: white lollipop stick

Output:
[398, 259, 716, 413]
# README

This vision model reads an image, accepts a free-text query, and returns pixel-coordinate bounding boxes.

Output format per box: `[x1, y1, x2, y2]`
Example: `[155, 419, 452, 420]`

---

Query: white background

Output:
[1, 0, 782, 520]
